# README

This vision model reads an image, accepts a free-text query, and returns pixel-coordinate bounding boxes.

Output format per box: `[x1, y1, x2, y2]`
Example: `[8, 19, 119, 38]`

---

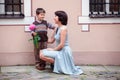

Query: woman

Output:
[40, 11, 83, 75]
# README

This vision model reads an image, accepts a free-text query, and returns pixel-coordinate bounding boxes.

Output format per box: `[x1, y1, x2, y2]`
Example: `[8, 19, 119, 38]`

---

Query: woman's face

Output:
[54, 15, 59, 24]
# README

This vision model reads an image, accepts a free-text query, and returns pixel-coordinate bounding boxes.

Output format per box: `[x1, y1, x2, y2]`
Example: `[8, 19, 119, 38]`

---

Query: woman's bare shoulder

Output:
[60, 25, 67, 30]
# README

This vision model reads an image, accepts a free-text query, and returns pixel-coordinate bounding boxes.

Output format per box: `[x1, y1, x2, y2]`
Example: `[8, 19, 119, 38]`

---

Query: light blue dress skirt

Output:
[42, 46, 83, 75]
[42, 27, 83, 75]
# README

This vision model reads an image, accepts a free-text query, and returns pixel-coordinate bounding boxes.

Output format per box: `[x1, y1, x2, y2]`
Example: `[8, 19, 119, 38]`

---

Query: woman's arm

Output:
[47, 28, 56, 44]
[54, 26, 67, 51]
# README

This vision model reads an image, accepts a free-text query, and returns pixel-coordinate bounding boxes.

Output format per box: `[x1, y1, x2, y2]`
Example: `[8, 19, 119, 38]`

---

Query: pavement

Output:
[0, 65, 120, 80]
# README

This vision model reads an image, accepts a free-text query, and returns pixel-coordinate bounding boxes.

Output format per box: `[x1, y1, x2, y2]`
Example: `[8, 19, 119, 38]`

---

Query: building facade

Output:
[0, 0, 120, 66]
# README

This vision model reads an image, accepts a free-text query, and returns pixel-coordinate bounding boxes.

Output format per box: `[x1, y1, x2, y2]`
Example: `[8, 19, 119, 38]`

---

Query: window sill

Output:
[0, 16, 35, 25]
[78, 16, 120, 24]
[0, 14, 25, 19]
[89, 14, 120, 18]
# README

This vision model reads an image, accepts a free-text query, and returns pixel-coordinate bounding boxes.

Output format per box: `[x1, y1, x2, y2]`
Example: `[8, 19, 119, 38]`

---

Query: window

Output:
[0, 0, 24, 19]
[89, 0, 120, 18]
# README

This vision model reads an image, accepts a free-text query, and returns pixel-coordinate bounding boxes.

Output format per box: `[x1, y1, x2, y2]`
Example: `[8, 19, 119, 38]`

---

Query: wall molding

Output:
[78, 16, 120, 24]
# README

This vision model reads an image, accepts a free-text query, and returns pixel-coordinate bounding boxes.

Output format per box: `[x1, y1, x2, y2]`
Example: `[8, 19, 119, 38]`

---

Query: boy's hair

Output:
[36, 8, 46, 15]
[55, 11, 68, 25]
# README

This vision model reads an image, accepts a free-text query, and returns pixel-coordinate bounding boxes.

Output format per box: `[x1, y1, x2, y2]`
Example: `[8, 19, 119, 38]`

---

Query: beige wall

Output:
[0, 26, 33, 52]
[74, 24, 120, 52]
[0, 0, 120, 65]
[0, 26, 35, 66]
[32, 0, 82, 51]
[32, 0, 120, 51]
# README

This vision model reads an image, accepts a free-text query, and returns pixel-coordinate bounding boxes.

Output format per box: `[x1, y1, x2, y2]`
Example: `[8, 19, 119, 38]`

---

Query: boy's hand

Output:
[32, 32, 37, 36]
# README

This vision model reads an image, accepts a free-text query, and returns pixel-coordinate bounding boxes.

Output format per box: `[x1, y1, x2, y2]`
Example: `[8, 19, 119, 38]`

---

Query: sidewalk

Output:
[0, 65, 120, 80]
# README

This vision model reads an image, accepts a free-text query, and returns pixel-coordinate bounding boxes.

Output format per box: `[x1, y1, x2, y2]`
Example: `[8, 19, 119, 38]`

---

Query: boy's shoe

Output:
[36, 66, 45, 70]
[35, 64, 45, 70]
[50, 64, 54, 70]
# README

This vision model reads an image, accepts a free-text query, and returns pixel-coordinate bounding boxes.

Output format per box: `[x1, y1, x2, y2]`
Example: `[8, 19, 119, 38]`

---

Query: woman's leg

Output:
[40, 51, 54, 64]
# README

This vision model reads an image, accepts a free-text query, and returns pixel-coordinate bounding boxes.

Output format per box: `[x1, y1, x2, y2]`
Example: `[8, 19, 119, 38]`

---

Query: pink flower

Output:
[29, 24, 36, 31]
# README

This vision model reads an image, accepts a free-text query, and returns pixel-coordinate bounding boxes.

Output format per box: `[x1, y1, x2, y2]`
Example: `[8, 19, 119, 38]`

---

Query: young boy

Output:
[31, 8, 55, 70]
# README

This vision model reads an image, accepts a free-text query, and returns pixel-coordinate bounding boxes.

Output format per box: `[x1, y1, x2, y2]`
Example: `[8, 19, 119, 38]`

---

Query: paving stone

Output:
[103, 66, 120, 72]
[1, 66, 34, 73]
[98, 77, 117, 80]
[83, 76, 98, 80]
[80, 66, 107, 72]
[0, 66, 120, 80]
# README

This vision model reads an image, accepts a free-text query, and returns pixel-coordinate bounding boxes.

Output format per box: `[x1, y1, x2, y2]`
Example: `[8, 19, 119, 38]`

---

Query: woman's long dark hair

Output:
[55, 11, 68, 25]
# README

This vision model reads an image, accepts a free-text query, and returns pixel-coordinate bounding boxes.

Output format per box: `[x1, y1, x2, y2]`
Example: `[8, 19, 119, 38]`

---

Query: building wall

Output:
[0, 0, 120, 66]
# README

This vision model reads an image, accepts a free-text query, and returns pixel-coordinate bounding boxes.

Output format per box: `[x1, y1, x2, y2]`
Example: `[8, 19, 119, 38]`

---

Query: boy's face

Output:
[37, 13, 45, 21]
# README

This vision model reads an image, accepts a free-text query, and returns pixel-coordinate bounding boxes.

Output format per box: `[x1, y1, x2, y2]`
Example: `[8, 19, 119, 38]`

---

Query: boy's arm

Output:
[47, 22, 55, 30]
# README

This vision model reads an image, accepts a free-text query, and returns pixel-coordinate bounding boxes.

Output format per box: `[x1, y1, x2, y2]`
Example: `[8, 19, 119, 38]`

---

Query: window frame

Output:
[78, 0, 120, 24]
[0, 0, 24, 19]
[0, 0, 34, 25]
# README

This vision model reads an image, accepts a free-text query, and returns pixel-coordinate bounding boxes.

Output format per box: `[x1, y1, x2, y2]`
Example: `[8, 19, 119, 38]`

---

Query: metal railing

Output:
[89, 0, 120, 18]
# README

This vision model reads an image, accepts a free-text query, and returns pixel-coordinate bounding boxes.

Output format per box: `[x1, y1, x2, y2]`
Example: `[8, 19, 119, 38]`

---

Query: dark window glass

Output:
[110, 0, 119, 12]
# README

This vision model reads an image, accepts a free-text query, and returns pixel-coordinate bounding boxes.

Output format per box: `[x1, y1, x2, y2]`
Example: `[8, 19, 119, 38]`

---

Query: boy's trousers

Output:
[34, 42, 47, 68]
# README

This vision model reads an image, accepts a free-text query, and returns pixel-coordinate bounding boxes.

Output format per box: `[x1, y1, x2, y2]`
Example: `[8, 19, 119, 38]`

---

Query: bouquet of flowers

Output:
[29, 24, 40, 48]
